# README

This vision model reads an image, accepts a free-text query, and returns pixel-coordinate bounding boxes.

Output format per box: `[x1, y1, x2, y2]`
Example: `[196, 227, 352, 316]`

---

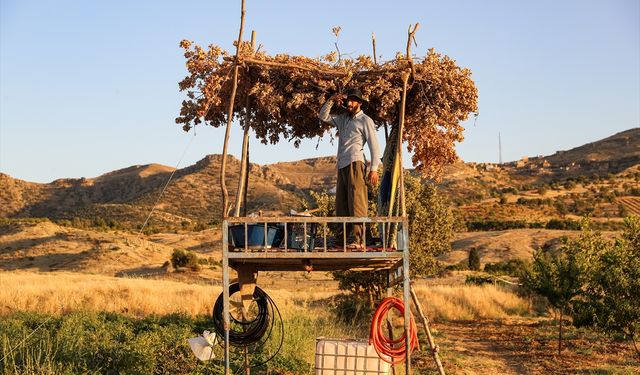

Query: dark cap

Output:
[345, 88, 368, 105]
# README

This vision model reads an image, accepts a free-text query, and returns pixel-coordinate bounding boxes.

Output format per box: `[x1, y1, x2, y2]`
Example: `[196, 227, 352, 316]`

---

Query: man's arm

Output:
[318, 93, 345, 125]
[364, 117, 382, 185]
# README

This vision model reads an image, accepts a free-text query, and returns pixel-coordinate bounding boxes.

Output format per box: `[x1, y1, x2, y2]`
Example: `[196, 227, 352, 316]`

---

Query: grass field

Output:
[1, 270, 637, 374]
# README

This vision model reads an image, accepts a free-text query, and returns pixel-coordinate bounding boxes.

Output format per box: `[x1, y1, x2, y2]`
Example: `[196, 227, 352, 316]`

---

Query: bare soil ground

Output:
[416, 319, 638, 374]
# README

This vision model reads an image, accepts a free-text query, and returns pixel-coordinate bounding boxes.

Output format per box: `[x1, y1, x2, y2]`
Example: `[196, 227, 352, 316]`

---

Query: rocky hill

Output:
[1, 128, 638, 229]
[0, 155, 311, 228]
[439, 128, 640, 225]
[506, 128, 640, 180]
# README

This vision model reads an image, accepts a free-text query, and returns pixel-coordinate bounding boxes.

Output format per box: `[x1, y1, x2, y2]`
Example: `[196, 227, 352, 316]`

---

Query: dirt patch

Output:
[415, 319, 639, 374]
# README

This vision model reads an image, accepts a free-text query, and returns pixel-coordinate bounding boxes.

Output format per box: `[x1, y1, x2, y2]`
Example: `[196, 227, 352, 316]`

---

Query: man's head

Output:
[344, 88, 368, 115]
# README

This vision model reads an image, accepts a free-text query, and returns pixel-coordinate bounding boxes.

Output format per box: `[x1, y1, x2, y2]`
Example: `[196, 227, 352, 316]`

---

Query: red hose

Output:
[369, 297, 419, 365]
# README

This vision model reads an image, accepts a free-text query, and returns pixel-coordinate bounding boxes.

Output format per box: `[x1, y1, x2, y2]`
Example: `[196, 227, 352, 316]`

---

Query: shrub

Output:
[521, 247, 582, 355]
[170, 249, 200, 271]
[572, 216, 640, 357]
[465, 274, 493, 286]
[445, 261, 469, 271]
[546, 219, 581, 230]
[468, 248, 481, 271]
[0, 311, 221, 374]
[484, 259, 529, 277]
[466, 220, 531, 231]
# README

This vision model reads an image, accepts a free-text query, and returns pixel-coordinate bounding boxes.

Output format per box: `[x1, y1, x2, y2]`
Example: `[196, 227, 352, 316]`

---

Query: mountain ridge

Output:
[1, 128, 638, 227]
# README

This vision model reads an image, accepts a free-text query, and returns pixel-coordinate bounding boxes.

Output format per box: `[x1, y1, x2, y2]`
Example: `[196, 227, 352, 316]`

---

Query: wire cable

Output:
[369, 296, 419, 365]
[137, 134, 195, 236]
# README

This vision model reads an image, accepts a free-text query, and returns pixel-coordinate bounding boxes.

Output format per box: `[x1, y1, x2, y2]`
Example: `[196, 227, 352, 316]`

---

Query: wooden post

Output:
[220, 0, 246, 219]
[399, 24, 420, 375]
[397, 71, 409, 218]
[386, 269, 397, 375]
[234, 30, 256, 217]
[397, 23, 418, 218]
[372, 32, 390, 142]
[372, 32, 378, 65]
[410, 285, 446, 375]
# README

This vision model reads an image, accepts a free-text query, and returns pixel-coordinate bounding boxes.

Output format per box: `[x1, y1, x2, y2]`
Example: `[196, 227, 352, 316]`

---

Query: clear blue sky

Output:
[1, 0, 638, 183]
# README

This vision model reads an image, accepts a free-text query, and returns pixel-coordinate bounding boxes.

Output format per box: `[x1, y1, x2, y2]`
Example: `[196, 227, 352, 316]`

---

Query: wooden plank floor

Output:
[228, 249, 403, 272]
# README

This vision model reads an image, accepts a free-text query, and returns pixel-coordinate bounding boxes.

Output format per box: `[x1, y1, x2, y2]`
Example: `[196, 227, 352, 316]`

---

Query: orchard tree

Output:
[404, 173, 455, 276]
[573, 216, 640, 357]
[522, 246, 583, 355]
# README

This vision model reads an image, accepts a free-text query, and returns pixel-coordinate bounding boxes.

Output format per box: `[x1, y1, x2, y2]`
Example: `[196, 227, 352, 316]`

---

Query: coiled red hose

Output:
[369, 297, 419, 365]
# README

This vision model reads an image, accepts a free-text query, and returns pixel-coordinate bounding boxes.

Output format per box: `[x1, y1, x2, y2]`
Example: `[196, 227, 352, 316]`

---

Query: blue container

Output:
[285, 222, 317, 251]
[229, 224, 282, 249]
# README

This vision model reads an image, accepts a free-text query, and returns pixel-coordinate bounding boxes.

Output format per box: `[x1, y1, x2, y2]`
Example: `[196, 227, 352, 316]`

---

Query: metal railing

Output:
[223, 216, 408, 253]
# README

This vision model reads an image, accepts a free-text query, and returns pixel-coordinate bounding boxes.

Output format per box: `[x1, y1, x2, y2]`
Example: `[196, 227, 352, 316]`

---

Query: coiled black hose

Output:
[212, 283, 284, 372]
[212, 283, 271, 346]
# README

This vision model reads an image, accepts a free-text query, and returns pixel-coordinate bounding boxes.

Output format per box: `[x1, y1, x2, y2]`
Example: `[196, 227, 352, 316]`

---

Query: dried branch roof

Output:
[176, 40, 478, 178]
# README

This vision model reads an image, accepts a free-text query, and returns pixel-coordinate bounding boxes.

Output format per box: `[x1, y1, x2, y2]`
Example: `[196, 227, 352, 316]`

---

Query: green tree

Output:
[522, 246, 583, 355]
[404, 173, 455, 276]
[331, 172, 454, 306]
[468, 247, 481, 271]
[573, 216, 640, 357]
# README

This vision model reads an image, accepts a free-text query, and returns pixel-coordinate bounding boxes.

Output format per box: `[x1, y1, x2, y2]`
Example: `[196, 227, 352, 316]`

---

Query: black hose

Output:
[212, 283, 270, 346]
[211, 283, 285, 372]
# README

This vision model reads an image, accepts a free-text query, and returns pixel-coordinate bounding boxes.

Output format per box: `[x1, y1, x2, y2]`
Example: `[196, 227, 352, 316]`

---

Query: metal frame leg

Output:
[402, 224, 411, 374]
[222, 220, 231, 374]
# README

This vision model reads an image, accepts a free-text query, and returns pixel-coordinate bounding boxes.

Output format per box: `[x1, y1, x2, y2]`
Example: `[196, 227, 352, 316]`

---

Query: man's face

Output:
[345, 97, 361, 115]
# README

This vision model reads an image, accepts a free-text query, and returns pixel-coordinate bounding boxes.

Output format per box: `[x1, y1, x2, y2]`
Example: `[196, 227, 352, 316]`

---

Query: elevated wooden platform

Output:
[223, 216, 407, 273]
[220, 216, 412, 373]
[228, 250, 404, 272]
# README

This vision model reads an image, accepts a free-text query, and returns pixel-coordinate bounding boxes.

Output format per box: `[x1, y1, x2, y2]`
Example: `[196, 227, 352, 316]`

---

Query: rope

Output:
[0, 313, 54, 363]
[369, 297, 419, 365]
[137, 134, 195, 236]
[104, 134, 195, 272]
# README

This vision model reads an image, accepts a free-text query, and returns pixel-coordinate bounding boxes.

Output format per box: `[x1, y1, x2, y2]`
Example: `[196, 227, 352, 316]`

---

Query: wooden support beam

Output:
[220, 0, 246, 219]
[410, 285, 446, 375]
[234, 30, 256, 218]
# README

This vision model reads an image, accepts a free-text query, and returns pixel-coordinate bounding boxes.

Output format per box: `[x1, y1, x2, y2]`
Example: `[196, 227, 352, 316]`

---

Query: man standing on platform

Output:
[319, 88, 381, 249]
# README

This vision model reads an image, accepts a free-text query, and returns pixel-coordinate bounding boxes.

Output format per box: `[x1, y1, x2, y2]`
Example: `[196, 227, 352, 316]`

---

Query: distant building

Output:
[516, 157, 528, 168]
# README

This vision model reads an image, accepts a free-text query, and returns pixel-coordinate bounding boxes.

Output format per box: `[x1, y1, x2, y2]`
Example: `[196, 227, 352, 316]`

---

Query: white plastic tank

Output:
[315, 338, 390, 375]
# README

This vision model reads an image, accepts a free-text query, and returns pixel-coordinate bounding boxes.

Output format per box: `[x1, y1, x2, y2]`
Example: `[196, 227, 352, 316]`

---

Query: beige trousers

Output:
[335, 161, 367, 245]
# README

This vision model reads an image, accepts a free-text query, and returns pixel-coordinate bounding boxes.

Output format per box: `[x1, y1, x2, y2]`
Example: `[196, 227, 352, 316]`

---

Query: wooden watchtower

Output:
[176, 0, 469, 372]
[221, 215, 412, 373]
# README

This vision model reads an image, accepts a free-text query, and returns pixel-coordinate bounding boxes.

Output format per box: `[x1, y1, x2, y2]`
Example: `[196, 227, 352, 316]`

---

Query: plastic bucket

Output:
[229, 224, 282, 249]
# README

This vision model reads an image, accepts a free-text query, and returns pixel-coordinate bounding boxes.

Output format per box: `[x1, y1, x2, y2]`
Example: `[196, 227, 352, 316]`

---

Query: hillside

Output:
[438, 129, 640, 226]
[0, 155, 308, 229]
[1, 128, 638, 231]
[541, 128, 640, 169]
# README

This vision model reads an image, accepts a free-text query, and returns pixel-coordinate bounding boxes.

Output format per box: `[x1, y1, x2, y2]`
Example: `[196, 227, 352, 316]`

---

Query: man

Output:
[319, 88, 381, 249]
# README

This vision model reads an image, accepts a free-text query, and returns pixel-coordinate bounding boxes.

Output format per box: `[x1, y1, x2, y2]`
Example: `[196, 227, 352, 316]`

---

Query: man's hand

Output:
[331, 93, 346, 103]
[367, 171, 379, 186]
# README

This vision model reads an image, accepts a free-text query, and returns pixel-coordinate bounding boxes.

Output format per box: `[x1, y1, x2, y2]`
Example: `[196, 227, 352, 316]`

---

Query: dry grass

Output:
[1, 271, 532, 323]
[0, 271, 220, 317]
[0, 270, 340, 319]
[412, 284, 530, 321]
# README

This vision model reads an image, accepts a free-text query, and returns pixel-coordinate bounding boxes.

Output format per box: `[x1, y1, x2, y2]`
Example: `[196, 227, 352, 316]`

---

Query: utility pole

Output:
[498, 132, 503, 165]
